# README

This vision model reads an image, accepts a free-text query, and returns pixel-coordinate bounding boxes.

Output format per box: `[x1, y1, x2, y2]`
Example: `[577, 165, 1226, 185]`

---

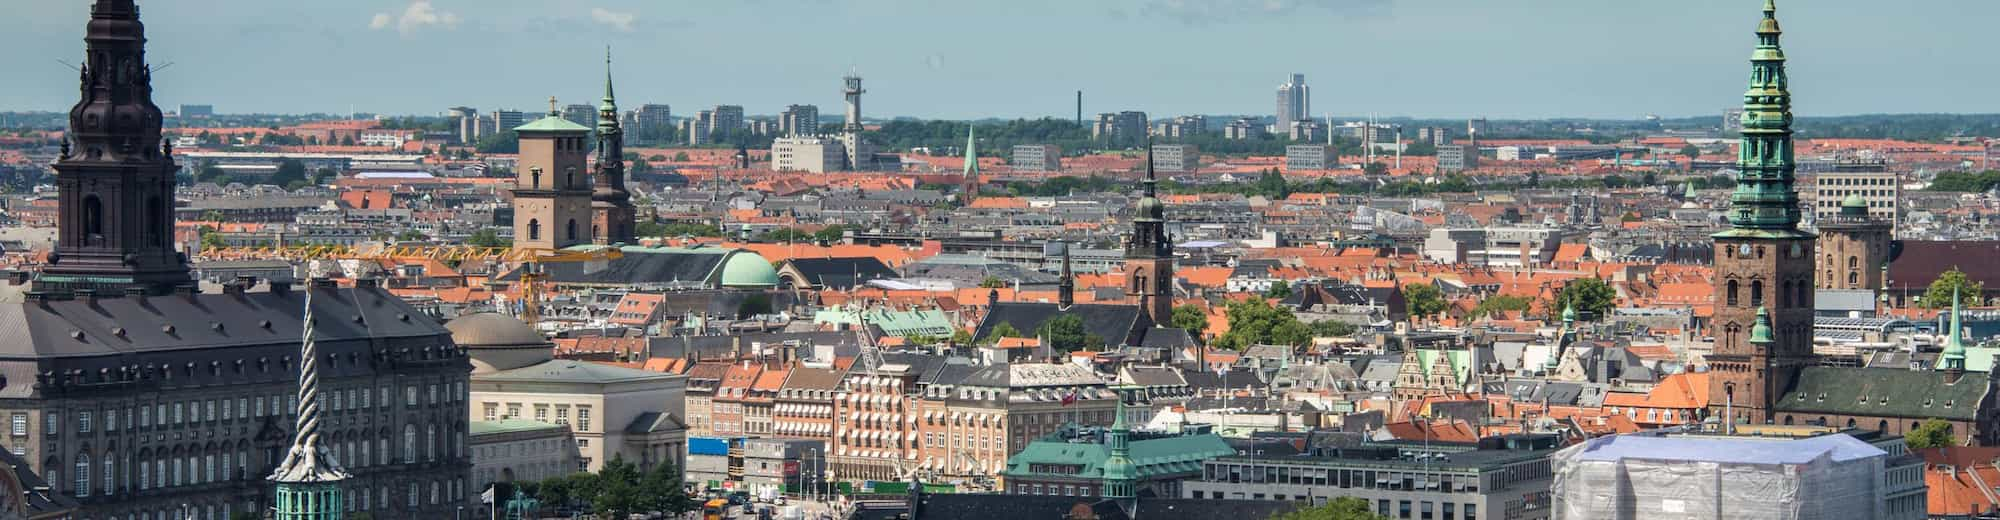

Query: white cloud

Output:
[590, 7, 637, 32]
[369, 1, 461, 36]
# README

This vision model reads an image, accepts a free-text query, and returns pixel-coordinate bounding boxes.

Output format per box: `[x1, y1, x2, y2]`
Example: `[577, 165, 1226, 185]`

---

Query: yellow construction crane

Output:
[197, 243, 623, 325]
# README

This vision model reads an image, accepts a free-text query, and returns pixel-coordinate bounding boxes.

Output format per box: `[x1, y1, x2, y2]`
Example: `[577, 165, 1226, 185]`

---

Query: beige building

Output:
[453, 313, 688, 475]
[469, 419, 582, 491]
[771, 137, 848, 174]
[512, 105, 595, 250]
[1812, 169, 1899, 226]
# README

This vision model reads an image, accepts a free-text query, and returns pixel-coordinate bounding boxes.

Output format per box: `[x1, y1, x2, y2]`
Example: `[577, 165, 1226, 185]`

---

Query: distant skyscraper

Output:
[631, 104, 671, 144]
[448, 106, 479, 144]
[178, 103, 213, 118]
[563, 104, 595, 129]
[1275, 73, 1309, 133]
[1093, 111, 1147, 146]
[781, 105, 820, 137]
[709, 105, 745, 143]
[492, 110, 526, 135]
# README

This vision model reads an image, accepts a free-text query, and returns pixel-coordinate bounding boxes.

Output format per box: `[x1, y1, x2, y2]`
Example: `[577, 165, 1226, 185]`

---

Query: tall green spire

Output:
[1101, 385, 1136, 499]
[597, 46, 619, 127]
[269, 286, 349, 520]
[1942, 287, 1968, 370]
[1546, 301, 1577, 372]
[962, 124, 978, 177]
[1717, 0, 1808, 239]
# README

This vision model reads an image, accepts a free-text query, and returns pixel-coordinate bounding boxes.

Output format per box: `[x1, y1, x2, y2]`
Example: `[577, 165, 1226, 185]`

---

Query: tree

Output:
[1470, 295, 1535, 319]
[1402, 283, 1447, 324]
[1680, 144, 1702, 159]
[199, 227, 226, 250]
[1266, 280, 1293, 299]
[197, 165, 226, 183]
[813, 224, 847, 243]
[395, 229, 429, 242]
[1216, 298, 1312, 350]
[1922, 268, 1986, 309]
[1907, 419, 1957, 449]
[978, 276, 1007, 289]
[466, 228, 511, 248]
[1269, 497, 1388, 520]
[532, 474, 581, 512]
[673, 151, 690, 162]
[1254, 168, 1290, 199]
[1034, 315, 1102, 352]
[1363, 162, 1389, 176]
[949, 328, 974, 346]
[590, 457, 648, 519]
[1552, 278, 1617, 320]
[1308, 320, 1358, 337]
[474, 132, 518, 154]
[979, 322, 1024, 345]
[1170, 304, 1210, 337]
[639, 458, 696, 515]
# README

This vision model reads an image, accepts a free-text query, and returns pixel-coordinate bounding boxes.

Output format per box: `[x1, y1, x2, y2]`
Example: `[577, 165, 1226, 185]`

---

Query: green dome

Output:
[719, 251, 779, 288]
[1135, 196, 1164, 220]
[1839, 193, 1869, 217]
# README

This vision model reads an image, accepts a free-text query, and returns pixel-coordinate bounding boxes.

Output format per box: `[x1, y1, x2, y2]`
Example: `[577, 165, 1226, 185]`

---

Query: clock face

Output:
[1738, 244, 1753, 257]
[1790, 243, 1803, 258]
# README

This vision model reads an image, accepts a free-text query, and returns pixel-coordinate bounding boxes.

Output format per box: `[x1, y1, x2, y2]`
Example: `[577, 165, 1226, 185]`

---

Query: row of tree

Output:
[513, 458, 695, 519]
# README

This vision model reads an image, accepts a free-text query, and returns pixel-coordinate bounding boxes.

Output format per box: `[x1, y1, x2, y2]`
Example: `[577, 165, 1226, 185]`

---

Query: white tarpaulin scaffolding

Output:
[1550, 433, 1886, 520]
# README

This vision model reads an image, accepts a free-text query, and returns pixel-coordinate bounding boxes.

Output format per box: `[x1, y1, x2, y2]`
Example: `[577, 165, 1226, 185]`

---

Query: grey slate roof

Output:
[477, 359, 677, 384]
[1775, 366, 1993, 421]
[974, 302, 1152, 348]
[783, 257, 899, 290]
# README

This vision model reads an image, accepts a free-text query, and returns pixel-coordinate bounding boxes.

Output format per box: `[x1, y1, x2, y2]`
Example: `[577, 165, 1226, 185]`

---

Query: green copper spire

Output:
[1101, 385, 1136, 499]
[270, 287, 349, 520]
[1749, 306, 1775, 346]
[1717, 0, 1809, 239]
[1684, 182, 1698, 200]
[962, 124, 978, 177]
[598, 47, 619, 127]
[1942, 287, 1968, 370]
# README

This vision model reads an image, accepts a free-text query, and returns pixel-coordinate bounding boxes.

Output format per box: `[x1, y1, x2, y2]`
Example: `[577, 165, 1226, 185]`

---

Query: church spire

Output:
[590, 45, 633, 245]
[1719, 0, 1807, 237]
[269, 286, 350, 518]
[1057, 242, 1074, 309]
[600, 46, 616, 113]
[962, 124, 979, 177]
[1102, 385, 1137, 500]
[1942, 287, 1968, 371]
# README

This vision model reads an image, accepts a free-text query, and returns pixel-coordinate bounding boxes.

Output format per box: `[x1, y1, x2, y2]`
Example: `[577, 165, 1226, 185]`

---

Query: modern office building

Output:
[781, 105, 820, 137]
[1288, 120, 1325, 142]
[1224, 118, 1262, 140]
[771, 137, 848, 173]
[1275, 73, 1309, 132]
[1286, 144, 1336, 171]
[491, 110, 525, 136]
[1812, 168, 1899, 226]
[1011, 144, 1061, 172]
[1149, 144, 1198, 173]
[178, 104, 213, 118]
[1437, 144, 1480, 172]
[1421, 227, 1562, 267]
[562, 104, 595, 129]
[449, 106, 479, 143]
[1185, 436, 1561, 519]
[630, 104, 671, 143]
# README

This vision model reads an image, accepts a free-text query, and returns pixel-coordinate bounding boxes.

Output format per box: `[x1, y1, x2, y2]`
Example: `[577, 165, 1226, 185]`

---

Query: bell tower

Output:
[1123, 146, 1174, 327]
[1707, 0, 1817, 426]
[591, 48, 636, 246]
[40, 0, 192, 295]
[512, 98, 593, 250]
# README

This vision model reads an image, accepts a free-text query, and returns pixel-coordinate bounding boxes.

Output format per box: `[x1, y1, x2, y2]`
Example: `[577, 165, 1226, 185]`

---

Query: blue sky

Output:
[3, 0, 1996, 120]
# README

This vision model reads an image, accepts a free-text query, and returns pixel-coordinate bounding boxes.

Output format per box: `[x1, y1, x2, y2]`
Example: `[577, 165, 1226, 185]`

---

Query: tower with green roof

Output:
[961, 125, 981, 202]
[1123, 144, 1176, 327]
[1101, 385, 1137, 500]
[591, 47, 637, 245]
[1545, 302, 1577, 374]
[513, 96, 594, 250]
[1707, 0, 1817, 425]
[1939, 288, 1968, 373]
[269, 287, 350, 519]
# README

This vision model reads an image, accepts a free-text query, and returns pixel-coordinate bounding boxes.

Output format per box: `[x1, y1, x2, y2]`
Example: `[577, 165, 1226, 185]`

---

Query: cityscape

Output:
[6, 1, 2000, 519]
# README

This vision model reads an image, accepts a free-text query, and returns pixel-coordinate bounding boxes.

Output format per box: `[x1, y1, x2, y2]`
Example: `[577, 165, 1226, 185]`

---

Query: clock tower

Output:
[1123, 146, 1174, 326]
[1707, 0, 1817, 426]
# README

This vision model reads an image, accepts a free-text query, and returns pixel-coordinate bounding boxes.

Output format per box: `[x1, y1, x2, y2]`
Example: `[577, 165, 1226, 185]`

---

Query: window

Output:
[74, 453, 89, 497]
[206, 400, 216, 422]
[555, 407, 569, 426]
[428, 384, 438, 405]
[173, 402, 183, 424]
[405, 386, 417, 407]
[1750, 280, 1764, 306]
[106, 409, 117, 431]
[483, 405, 497, 422]
[78, 412, 92, 433]
[426, 424, 437, 462]
[102, 456, 112, 495]
[408, 482, 419, 508]
[11, 413, 25, 436]
[139, 460, 149, 490]
[528, 219, 542, 240]
[221, 452, 231, 481]
[46, 412, 58, 435]
[507, 404, 521, 419]
[403, 424, 417, 463]
[254, 397, 265, 417]
[578, 407, 590, 431]
[534, 406, 548, 423]
[1726, 280, 1739, 306]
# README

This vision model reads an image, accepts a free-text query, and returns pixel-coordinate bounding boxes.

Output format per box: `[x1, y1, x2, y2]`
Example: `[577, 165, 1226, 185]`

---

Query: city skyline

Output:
[4, 0, 2000, 120]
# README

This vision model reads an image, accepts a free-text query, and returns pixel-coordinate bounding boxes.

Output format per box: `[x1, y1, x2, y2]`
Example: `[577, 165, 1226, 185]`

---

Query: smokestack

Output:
[1075, 91, 1083, 125]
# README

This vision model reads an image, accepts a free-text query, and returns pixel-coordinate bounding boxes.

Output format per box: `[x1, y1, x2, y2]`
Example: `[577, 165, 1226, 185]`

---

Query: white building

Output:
[1421, 227, 1561, 267]
[771, 137, 849, 173]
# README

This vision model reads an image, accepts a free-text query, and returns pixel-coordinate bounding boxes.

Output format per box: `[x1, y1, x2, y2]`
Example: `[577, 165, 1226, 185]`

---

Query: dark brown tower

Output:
[1123, 146, 1174, 326]
[40, 0, 191, 295]
[1707, 0, 1816, 426]
[590, 49, 636, 246]
[1815, 194, 1892, 290]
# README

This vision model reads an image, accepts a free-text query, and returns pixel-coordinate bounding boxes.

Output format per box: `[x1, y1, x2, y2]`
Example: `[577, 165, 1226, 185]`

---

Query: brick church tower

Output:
[1707, 0, 1818, 426]
[1123, 146, 1174, 326]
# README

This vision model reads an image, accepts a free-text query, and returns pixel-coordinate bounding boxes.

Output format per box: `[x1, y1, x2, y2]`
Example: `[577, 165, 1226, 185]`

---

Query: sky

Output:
[2, 0, 1997, 120]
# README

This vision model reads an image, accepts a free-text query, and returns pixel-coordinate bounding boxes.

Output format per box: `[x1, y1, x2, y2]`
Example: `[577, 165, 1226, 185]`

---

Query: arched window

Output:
[1848, 256, 1859, 269]
[426, 424, 437, 462]
[1750, 280, 1764, 307]
[1778, 281, 1790, 307]
[1726, 280, 1740, 306]
[1848, 272, 1859, 286]
[565, 168, 577, 189]
[531, 168, 543, 189]
[527, 219, 541, 241]
[103, 454, 114, 495]
[403, 424, 417, 463]
[82, 195, 104, 239]
[566, 219, 578, 241]
[74, 453, 89, 497]
[139, 460, 150, 490]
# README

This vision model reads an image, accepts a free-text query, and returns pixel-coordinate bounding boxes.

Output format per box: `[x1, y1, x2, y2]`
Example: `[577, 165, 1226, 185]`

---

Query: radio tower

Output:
[843, 71, 866, 133]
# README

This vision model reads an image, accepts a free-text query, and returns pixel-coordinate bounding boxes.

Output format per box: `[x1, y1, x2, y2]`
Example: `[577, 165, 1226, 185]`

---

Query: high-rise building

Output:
[178, 104, 213, 118]
[448, 106, 479, 144]
[769, 137, 847, 173]
[16, 5, 472, 519]
[843, 74, 866, 132]
[1705, 0, 1817, 426]
[512, 98, 594, 250]
[780, 105, 819, 137]
[591, 51, 636, 246]
[1093, 111, 1147, 145]
[1012, 144, 1061, 172]
[709, 105, 745, 143]
[1223, 118, 1262, 140]
[1437, 144, 1479, 172]
[491, 110, 525, 136]
[1812, 168, 1898, 226]
[562, 104, 595, 129]
[630, 104, 671, 144]
[684, 111, 713, 145]
[1275, 73, 1308, 132]
[1149, 144, 1198, 173]
[1286, 120, 1324, 142]
[1284, 144, 1335, 171]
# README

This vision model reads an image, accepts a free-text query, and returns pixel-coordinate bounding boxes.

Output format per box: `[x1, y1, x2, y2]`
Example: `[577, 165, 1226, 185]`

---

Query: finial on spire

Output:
[548, 96, 559, 116]
[603, 45, 617, 104]
[268, 286, 351, 484]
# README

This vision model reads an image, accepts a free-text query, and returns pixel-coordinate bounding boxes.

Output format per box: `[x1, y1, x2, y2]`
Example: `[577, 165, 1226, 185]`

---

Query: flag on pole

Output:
[481, 485, 495, 505]
[1060, 389, 1078, 406]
